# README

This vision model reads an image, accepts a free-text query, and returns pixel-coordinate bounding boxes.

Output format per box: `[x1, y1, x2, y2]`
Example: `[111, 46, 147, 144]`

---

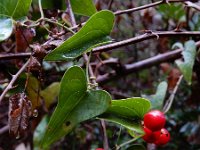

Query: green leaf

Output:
[44, 10, 115, 61]
[157, 4, 185, 22]
[100, 97, 151, 135]
[151, 81, 168, 110]
[33, 116, 49, 150]
[40, 82, 60, 109]
[26, 76, 40, 109]
[41, 66, 111, 148]
[0, 0, 32, 19]
[0, 16, 13, 42]
[107, 97, 151, 119]
[70, 0, 97, 16]
[176, 40, 196, 85]
[102, 113, 143, 135]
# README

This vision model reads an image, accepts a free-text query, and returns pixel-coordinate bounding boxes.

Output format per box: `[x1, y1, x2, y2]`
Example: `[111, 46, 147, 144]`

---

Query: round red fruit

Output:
[143, 110, 166, 131]
[154, 128, 170, 146]
[96, 148, 104, 150]
[142, 126, 160, 143]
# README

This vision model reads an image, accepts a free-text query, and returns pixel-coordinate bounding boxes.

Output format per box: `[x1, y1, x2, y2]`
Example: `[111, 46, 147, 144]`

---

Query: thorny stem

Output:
[0, 59, 31, 103]
[93, 31, 200, 53]
[114, 0, 163, 15]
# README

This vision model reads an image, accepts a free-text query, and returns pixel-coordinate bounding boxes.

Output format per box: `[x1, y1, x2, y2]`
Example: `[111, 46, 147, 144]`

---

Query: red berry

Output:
[142, 126, 160, 143]
[154, 128, 170, 146]
[143, 110, 166, 131]
[96, 148, 104, 150]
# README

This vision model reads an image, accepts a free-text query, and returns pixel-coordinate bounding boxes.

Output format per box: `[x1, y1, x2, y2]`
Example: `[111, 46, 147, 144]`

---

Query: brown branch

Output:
[2, 31, 200, 60]
[114, 0, 163, 16]
[0, 52, 31, 60]
[114, 0, 185, 16]
[184, 1, 200, 11]
[96, 41, 200, 84]
[69, 0, 185, 30]
[93, 31, 200, 53]
[0, 59, 30, 103]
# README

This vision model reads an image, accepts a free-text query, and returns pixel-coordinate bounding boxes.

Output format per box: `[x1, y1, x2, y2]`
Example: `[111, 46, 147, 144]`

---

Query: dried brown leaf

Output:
[9, 93, 32, 138]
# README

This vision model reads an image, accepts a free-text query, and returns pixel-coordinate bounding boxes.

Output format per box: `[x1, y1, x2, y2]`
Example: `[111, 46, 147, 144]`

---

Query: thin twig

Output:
[0, 59, 30, 103]
[114, 0, 185, 16]
[28, 0, 75, 34]
[43, 18, 75, 34]
[0, 52, 31, 60]
[163, 75, 183, 113]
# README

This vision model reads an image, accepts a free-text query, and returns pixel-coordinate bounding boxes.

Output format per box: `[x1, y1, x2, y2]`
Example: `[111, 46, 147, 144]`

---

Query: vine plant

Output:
[0, 0, 199, 149]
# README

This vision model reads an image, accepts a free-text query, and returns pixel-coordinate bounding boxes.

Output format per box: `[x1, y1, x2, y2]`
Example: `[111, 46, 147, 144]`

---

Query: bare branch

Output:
[93, 31, 200, 53]
[96, 40, 200, 84]
[163, 75, 183, 113]
[0, 59, 31, 103]
[114, 0, 163, 16]
[2, 31, 200, 60]
[0, 53, 31, 60]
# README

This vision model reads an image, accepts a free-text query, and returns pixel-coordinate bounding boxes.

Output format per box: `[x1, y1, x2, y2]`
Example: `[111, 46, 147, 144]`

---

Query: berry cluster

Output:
[142, 110, 170, 146]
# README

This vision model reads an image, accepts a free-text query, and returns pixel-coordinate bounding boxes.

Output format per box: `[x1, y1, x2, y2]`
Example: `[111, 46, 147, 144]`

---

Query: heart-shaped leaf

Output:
[176, 40, 196, 85]
[0, 16, 13, 42]
[0, 0, 32, 19]
[100, 97, 151, 135]
[146, 81, 168, 110]
[70, 0, 97, 16]
[44, 10, 115, 61]
[41, 66, 111, 148]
